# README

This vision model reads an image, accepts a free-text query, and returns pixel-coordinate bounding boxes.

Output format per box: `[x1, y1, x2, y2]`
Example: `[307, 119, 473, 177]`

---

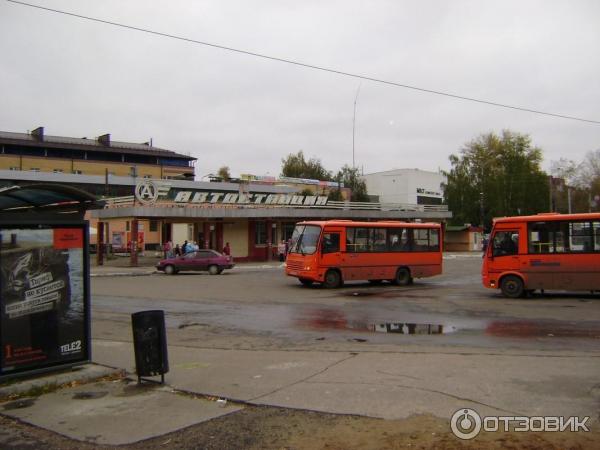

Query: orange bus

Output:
[285, 220, 443, 288]
[482, 212, 600, 298]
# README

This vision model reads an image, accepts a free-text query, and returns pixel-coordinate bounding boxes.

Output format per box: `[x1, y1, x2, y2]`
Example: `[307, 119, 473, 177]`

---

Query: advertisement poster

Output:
[0, 226, 89, 377]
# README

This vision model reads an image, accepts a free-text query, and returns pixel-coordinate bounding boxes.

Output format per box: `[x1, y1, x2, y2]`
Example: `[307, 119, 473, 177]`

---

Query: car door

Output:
[196, 250, 212, 271]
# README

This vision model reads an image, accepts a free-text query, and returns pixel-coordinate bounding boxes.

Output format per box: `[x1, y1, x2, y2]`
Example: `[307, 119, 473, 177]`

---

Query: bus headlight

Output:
[304, 266, 311, 271]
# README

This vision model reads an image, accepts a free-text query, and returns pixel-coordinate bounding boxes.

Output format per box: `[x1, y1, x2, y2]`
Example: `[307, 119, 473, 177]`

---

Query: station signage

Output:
[135, 180, 328, 207]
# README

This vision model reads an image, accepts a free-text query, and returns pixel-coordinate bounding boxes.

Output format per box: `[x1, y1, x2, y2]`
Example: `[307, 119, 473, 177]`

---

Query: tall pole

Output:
[352, 83, 362, 169]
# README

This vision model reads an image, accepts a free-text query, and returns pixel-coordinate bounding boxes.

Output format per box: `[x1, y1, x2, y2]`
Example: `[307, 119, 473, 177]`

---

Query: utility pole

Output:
[480, 191, 485, 231]
[352, 83, 362, 169]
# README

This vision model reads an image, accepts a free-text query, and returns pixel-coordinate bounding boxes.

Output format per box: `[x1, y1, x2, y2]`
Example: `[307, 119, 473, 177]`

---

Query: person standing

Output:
[163, 240, 172, 259]
[222, 242, 231, 256]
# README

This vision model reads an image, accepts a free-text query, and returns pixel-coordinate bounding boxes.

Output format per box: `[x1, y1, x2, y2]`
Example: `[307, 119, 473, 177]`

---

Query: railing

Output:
[103, 196, 449, 212]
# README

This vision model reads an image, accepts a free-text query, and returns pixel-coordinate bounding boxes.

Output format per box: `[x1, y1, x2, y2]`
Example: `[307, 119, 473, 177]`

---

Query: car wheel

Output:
[394, 267, 412, 286]
[208, 265, 219, 275]
[164, 265, 176, 275]
[500, 275, 524, 298]
[322, 270, 341, 289]
[299, 278, 313, 286]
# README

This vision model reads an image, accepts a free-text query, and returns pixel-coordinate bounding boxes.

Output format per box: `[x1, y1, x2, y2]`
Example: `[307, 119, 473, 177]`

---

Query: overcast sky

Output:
[1, 0, 599, 179]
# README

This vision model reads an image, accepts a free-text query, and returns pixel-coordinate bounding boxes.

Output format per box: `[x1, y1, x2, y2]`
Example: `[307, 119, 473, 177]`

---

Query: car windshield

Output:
[289, 225, 321, 255]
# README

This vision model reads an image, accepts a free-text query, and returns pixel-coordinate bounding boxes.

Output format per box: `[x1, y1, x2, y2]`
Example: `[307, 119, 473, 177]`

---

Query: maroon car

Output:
[156, 250, 234, 275]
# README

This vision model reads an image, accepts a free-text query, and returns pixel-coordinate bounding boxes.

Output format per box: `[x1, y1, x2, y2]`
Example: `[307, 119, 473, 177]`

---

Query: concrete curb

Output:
[91, 264, 285, 277]
[0, 364, 123, 400]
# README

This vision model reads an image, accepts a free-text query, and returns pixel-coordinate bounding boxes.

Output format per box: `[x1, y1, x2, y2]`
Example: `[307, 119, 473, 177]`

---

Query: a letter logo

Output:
[135, 180, 159, 205]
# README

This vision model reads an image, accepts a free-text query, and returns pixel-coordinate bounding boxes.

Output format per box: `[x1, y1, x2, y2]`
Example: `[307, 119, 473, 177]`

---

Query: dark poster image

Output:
[0, 226, 88, 377]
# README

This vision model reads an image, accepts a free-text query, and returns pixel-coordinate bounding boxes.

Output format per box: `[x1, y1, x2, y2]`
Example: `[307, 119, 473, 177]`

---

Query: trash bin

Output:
[131, 310, 169, 383]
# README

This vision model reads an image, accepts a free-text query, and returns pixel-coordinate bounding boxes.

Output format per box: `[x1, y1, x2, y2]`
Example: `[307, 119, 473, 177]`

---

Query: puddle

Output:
[296, 309, 456, 335]
[73, 391, 108, 400]
[2, 398, 36, 410]
[372, 322, 455, 335]
[296, 308, 600, 339]
[486, 321, 600, 338]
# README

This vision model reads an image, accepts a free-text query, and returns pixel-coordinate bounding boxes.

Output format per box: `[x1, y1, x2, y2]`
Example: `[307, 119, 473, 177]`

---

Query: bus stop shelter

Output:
[0, 184, 103, 380]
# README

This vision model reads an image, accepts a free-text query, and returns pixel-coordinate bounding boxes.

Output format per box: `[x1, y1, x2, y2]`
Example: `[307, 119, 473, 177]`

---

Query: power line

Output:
[6, 0, 600, 125]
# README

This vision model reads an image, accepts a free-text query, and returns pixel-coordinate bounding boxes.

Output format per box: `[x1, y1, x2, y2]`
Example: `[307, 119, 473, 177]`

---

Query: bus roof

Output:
[493, 212, 600, 224]
[295, 220, 441, 228]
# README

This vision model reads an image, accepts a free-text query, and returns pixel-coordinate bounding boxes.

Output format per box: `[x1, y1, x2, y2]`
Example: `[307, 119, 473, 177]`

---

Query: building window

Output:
[126, 221, 130, 231]
[30, 168, 40, 172]
[53, 169, 63, 173]
[73, 170, 82, 175]
[149, 220, 158, 232]
[143, 175, 152, 179]
[9, 167, 18, 171]
[255, 222, 267, 245]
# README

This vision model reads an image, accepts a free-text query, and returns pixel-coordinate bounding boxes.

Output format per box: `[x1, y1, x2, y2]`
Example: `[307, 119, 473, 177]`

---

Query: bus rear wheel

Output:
[394, 267, 412, 286]
[500, 275, 524, 298]
[323, 270, 341, 289]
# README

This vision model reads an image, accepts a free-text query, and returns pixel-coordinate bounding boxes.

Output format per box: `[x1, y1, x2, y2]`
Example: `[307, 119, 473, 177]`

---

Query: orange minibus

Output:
[482, 212, 600, 297]
[285, 220, 443, 288]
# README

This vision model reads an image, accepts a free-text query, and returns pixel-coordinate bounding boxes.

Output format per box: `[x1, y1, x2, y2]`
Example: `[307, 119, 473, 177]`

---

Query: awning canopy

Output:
[0, 184, 104, 216]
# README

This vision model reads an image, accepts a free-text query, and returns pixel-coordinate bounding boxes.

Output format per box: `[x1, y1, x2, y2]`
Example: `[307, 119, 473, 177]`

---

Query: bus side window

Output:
[346, 228, 356, 252]
[321, 233, 340, 254]
[389, 229, 402, 251]
[493, 231, 519, 256]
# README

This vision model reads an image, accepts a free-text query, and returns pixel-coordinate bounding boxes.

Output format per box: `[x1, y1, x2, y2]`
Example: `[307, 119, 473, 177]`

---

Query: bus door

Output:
[319, 228, 342, 270]
[489, 227, 522, 273]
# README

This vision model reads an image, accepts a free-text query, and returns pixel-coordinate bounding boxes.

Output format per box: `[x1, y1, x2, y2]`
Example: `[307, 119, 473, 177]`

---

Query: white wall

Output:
[362, 169, 445, 204]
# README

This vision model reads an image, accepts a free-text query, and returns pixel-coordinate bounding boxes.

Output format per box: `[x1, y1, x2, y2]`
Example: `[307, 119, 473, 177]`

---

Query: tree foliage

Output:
[217, 166, 231, 181]
[550, 150, 600, 212]
[443, 131, 549, 230]
[336, 165, 369, 202]
[281, 151, 332, 181]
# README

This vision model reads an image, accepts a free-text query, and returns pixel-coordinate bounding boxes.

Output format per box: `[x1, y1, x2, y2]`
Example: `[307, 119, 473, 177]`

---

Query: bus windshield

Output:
[289, 225, 321, 255]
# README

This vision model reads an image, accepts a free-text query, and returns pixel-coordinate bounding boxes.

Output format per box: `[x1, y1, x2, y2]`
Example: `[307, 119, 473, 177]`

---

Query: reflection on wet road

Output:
[92, 292, 600, 351]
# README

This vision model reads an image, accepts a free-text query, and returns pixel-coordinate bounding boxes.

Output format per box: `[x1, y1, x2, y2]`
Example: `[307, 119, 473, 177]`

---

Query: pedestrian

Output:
[182, 240, 189, 254]
[192, 241, 199, 252]
[222, 242, 231, 256]
[277, 240, 286, 262]
[163, 240, 172, 259]
[174, 244, 181, 256]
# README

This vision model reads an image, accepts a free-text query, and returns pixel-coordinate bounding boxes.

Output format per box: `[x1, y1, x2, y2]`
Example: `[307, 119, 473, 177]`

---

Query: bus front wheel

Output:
[323, 270, 341, 289]
[500, 275, 524, 298]
[394, 267, 412, 286]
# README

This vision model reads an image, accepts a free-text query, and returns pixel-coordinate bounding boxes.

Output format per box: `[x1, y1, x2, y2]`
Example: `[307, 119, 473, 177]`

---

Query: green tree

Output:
[327, 188, 344, 201]
[281, 151, 332, 180]
[336, 165, 369, 202]
[217, 166, 231, 181]
[443, 131, 549, 230]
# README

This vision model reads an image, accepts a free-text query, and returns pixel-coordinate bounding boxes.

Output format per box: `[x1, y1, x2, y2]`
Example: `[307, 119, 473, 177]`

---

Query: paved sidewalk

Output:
[2, 340, 598, 445]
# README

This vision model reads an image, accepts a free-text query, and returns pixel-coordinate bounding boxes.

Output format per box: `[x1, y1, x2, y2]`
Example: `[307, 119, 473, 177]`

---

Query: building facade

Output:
[362, 169, 446, 205]
[93, 179, 452, 262]
[0, 127, 196, 179]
